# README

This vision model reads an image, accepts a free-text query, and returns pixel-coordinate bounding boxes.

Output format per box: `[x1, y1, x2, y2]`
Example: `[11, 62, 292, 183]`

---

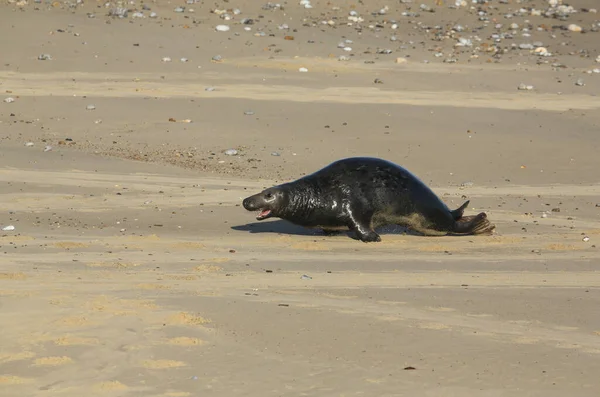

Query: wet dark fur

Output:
[242, 157, 495, 243]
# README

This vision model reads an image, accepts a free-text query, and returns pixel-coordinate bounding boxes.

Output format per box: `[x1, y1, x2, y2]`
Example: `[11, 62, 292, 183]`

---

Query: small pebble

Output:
[44, 145, 53, 152]
[298, 67, 308, 72]
[86, 104, 96, 110]
[568, 24, 582, 33]
[4, 97, 15, 103]
[300, 274, 312, 280]
[38, 54, 52, 60]
[224, 149, 238, 156]
[456, 38, 472, 47]
[108, 7, 128, 18]
[180, 58, 188, 62]
[174, 6, 185, 13]
[244, 111, 255, 115]
[25, 142, 34, 147]
[162, 57, 172, 62]
[205, 87, 216, 91]
[2, 225, 15, 231]
[518, 83, 534, 90]
[575, 78, 585, 86]
[271, 152, 281, 156]
[583, 236, 590, 242]
[211, 55, 223, 62]
[215, 25, 230, 32]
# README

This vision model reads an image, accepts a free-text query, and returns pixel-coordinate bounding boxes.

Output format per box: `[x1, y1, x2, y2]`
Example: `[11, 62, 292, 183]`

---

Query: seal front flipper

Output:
[452, 212, 495, 235]
[352, 225, 381, 242]
[346, 208, 381, 243]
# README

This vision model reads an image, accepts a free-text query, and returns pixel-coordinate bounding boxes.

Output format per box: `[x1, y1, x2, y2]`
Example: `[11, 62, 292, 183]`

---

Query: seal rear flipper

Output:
[450, 200, 470, 220]
[452, 212, 495, 235]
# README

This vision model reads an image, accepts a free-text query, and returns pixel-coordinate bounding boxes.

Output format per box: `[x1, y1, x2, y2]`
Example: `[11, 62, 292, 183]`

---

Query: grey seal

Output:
[242, 157, 495, 242]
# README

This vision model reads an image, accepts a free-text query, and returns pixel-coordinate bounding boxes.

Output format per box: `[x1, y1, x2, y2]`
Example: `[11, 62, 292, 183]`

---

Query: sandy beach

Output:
[1, 1, 600, 396]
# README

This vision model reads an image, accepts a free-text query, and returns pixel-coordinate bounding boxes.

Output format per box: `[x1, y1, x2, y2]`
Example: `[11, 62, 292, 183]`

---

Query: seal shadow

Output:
[231, 220, 423, 239]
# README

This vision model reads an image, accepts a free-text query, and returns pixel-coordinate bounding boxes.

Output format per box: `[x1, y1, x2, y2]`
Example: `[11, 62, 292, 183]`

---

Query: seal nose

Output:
[242, 197, 253, 211]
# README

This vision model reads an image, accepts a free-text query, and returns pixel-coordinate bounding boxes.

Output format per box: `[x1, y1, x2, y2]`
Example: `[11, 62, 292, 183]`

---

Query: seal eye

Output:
[265, 193, 273, 199]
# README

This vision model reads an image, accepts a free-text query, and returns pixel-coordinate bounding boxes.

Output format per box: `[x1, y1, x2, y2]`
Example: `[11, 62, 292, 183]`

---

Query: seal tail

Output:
[452, 212, 495, 235]
[450, 200, 470, 220]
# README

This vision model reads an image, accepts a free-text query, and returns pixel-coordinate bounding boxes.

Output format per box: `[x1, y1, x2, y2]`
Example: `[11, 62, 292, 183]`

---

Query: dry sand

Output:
[1, 1, 600, 396]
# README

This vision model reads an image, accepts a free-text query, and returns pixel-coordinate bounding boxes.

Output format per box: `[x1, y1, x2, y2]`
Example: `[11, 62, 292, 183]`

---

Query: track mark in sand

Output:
[0, 272, 27, 280]
[86, 261, 142, 269]
[193, 264, 223, 273]
[0, 375, 33, 385]
[203, 257, 231, 264]
[0, 351, 36, 364]
[165, 274, 198, 281]
[552, 325, 580, 332]
[375, 315, 403, 322]
[418, 244, 461, 253]
[126, 234, 161, 242]
[171, 242, 206, 250]
[136, 283, 172, 290]
[513, 337, 541, 345]
[290, 241, 331, 251]
[319, 292, 358, 300]
[94, 381, 129, 391]
[32, 356, 73, 367]
[376, 300, 407, 306]
[5, 71, 600, 112]
[48, 296, 73, 306]
[416, 322, 452, 330]
[142, 360, 187, 369]
[466, 313, 495, 318]
[426, 306, 457, 312]
[545, 243, 579, 251]
[167, 312, 211, 326]
[364, 378, 387, 384]
[84, 297, 159, 317]
[53, 242, 89, 249]
[53, 336, 99, 346]
[164, 337, 205, 346]
[0, 235, 34, 242]
[55, 315, 91, 328]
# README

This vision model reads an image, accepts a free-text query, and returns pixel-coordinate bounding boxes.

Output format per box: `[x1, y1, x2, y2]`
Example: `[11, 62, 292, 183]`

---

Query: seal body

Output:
[242, 157, 495, 242]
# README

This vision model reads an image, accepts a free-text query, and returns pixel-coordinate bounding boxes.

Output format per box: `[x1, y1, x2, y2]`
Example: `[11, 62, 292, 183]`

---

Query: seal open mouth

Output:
[256, 209, 272, 220]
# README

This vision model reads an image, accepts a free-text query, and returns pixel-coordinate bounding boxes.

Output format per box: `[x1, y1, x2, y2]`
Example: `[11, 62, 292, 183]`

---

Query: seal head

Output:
[242, 187, 289, 221]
